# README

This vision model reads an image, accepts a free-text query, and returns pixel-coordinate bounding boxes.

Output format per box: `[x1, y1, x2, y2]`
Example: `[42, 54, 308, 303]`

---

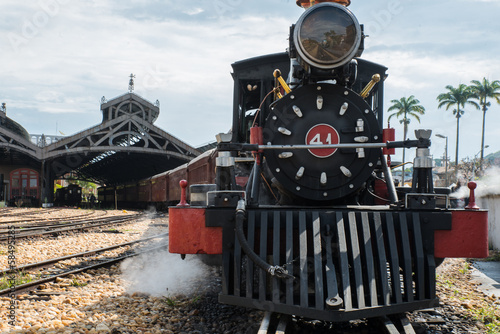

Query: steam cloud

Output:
[121, 247, 210, 297]
[475, 166, 500, 198]
[451, 166, 500, 200]
[120, 206, 214, 297]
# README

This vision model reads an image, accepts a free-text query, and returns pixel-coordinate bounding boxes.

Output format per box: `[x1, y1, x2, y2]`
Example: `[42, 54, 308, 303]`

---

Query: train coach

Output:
[97, 149, 218, 209]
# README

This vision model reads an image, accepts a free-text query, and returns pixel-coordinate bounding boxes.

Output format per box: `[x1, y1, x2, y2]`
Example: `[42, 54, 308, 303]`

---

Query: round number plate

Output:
[305, 124, 340, 158]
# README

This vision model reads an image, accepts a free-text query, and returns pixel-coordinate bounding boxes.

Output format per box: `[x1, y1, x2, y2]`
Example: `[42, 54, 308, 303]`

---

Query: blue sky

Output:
[1, 0, 499, 163]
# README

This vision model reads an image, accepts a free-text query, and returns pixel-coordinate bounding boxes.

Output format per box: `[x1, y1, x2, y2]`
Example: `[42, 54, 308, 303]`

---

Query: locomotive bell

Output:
[296, 0, 351, 8]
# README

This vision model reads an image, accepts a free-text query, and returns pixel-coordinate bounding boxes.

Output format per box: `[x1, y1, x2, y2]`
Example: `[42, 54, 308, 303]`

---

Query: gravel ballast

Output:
[1, 208, 499, 333]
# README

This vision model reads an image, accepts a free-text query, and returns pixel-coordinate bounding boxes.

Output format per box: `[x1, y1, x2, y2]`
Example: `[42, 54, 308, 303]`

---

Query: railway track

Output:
[0, 207, 64, 220]
[257, 311, 418, 333]
[258, 312, 291, 334]
[0, 213, 141, 241]
[0, 210, 113, 230]
[0, 233, 168, 297]
[0, 209, 106, 225]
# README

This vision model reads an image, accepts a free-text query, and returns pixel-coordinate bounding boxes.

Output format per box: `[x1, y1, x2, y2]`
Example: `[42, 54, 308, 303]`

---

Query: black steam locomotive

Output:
[55, 184, 82, 207]
[169, 0, 488, 326]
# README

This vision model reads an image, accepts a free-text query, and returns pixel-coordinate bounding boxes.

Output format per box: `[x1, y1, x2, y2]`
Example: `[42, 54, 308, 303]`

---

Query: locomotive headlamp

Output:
[296, 0, 351, 9]
[293, 3, 361, 70]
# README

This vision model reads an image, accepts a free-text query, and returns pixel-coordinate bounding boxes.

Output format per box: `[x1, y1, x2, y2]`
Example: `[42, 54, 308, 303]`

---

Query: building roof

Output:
[0, 90, 200, 185]
[0, 113, 30, 141]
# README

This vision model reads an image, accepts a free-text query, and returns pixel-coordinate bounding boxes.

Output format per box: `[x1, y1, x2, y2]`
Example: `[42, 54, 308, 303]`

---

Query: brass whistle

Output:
[360, 74, 381, 99]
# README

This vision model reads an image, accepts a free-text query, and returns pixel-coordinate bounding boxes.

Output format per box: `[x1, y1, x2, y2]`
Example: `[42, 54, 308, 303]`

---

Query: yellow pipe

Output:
[391, 161, 413, 170]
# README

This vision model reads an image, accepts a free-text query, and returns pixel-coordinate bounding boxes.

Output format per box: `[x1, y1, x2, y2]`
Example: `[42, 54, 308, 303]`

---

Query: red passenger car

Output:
[166, 164, 188, 206]
[125, 183, 139, 203]
[187, 149, 217, 185]
[151, 171, 168, 204]
[138, 178, 152, 204]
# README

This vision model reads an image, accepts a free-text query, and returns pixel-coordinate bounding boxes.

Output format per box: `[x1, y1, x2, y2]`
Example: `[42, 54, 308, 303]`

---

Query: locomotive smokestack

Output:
[296, 0, 350, 8]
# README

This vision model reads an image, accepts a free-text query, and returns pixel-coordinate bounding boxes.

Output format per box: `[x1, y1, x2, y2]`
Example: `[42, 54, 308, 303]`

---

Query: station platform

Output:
[471, 260, 500, 297]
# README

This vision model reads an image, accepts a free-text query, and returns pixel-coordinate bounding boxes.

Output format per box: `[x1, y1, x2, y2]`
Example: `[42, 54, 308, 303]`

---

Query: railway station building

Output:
[0, 88, 200, 207]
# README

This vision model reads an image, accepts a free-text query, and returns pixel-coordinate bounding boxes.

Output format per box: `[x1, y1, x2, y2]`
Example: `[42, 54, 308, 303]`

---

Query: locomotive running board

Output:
[209, 208, 451, 322]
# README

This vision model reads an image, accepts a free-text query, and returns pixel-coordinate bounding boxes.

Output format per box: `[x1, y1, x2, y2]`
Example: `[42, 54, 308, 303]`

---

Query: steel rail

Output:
[0, 208, 65, 220]
[0, 214, 141, 241]
[0, 243, 168, 297]
[0, 216, 137, 240]
[378, 315, 417, 334]
[0, 209, 106, 226]
[0, 232, 168, 276]
[0, 213, 138, 233]
[258, 312, 290, 334]
[259, 312, 417, 333]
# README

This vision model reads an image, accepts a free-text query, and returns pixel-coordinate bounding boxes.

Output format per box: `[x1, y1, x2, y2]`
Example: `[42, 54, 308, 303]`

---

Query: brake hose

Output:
[235, 200, 294, 280]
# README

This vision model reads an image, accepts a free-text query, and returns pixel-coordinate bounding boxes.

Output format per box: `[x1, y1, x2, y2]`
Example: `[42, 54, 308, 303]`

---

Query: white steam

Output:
[120, 245, 210, 297]
[449, 166, 500, 200]
[475, 166, 500, 198]
[138, 206, 158, 221]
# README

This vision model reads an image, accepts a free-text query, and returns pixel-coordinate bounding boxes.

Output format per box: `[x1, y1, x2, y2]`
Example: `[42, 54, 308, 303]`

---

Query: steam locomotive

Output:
[169, 0, 489, 325]
[55, 184, 83, 207]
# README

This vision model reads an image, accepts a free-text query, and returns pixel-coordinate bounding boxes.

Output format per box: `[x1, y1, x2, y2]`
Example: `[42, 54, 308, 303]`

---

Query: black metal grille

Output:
[219, 209, 440, 322]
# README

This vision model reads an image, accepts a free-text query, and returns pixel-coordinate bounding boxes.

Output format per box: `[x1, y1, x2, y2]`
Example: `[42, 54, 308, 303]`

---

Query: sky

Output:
[1, 0, 500, 164]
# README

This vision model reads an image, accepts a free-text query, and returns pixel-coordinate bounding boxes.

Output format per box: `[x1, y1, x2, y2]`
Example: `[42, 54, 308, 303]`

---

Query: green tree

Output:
[437, 84, 479, 169]
[387, 96, 426, 184]
[469, 78, 500, 166]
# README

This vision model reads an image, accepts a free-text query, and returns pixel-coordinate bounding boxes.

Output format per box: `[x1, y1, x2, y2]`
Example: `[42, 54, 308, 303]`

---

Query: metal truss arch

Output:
[0, 90, 201, 200]
[45, 146, 192, 161]
[0, 127, 40, 160]
[39, 113, 201, 184]
[41, 114, 200, 161]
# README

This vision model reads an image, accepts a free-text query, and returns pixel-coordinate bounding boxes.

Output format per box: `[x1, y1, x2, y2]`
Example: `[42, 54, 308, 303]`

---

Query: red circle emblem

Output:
[305, 124, 340, 158]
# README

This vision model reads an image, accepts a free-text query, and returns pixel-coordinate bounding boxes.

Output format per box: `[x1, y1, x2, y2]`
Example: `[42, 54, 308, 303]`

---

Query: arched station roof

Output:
[0, 91, 201, 186]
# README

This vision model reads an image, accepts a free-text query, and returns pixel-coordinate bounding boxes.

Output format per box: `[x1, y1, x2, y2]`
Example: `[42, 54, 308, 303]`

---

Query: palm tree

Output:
[437, 84, 479, 170]
[387, 96, 425, 184]
[469, 78, 500, 167]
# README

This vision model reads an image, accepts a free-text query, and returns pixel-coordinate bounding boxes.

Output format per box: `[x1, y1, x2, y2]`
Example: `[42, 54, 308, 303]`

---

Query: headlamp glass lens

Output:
[296, 4, 360, 68]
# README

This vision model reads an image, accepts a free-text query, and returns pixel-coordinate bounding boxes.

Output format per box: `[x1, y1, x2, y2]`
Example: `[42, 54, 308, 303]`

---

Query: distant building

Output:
[0, 106, 41, 206]
[0, 82, 199, 207]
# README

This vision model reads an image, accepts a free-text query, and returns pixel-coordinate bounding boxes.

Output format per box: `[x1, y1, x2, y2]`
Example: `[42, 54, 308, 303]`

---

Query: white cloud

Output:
[0, 0, 499, 160]
[183, 7, 204, 15]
